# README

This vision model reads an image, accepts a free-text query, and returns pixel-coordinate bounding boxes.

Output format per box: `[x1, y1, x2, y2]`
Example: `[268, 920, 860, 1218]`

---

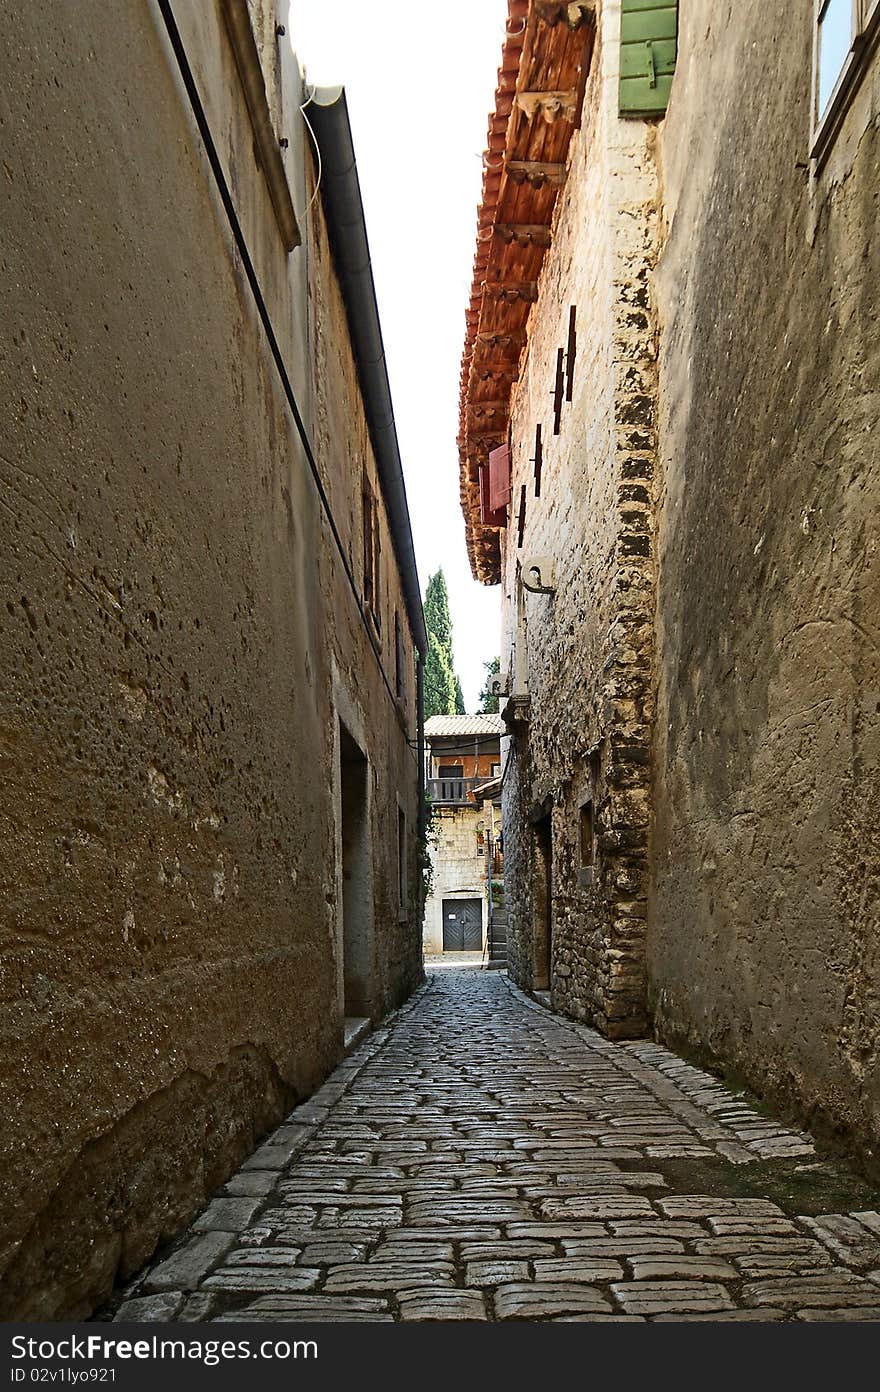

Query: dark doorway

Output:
[339, 721, 372, 1017]
[442, 898, 482, 951]
[532, 814, 553, 990]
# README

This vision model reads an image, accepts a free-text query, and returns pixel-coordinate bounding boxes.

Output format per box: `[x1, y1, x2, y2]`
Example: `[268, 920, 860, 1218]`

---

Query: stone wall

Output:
[501, 0, 659, 1037]
[0, 0, 421, 1318]
[649, 0, 880, 1168]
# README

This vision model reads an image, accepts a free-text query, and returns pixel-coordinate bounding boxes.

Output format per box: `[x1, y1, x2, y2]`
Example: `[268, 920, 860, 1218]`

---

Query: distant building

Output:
[423, 715, 503, 958]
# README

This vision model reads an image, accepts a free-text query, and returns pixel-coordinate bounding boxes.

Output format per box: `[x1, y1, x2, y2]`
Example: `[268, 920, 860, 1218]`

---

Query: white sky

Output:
[291, 0, 505, 712]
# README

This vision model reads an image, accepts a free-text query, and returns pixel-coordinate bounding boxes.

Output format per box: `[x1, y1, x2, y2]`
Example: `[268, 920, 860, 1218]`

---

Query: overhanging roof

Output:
[458, 0, 596, 585]
[309, 87, 427, 655]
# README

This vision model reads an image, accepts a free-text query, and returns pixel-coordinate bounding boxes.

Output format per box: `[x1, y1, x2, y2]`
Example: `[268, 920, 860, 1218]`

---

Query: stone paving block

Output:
[626, 1256, 739, 1281]
[398, 1289, 489, 1321]
[795, 1307, 880, 1321]
[237, 1225, 275, 1248]
[407, 1199, 531, 1224]
[265, 1123, 314, 1148]
[270, 1226, 375, 1246]
[495, 1283, 613, 1319]
[277, 1190, 390, 1206]
[465, 1260, 530, 1285]
[742, 1272, 880, 1309]
[354, 1178, 458, 1194]
[508, 1223, 607, 1240]
[298, 1241, 368, 1265]
[462, 1241, 557, 1261]
[801, 1214, 880, 1269]
[114, 1293, 183, 1322]
[371, 1242, 455, 1263]
[318, 1206, 402, 1228]
[223, 1247, 301, 1267]
[541, 1196, 657, 1220]
[553, 1315, 647, 1322]
[611, 1281, 735, 1316]
[216, 1296, 392, 1322]
[610, 1220, 705, 1241]
[193, 1198, 263, 1233]
[143, 1232, 236, 1292]
[659, 1196, 783, 1221]
[707, 1217, 799, 1236]
[323, 1263, 456, 1293]
[852, 1211, 880, 1238]
[222, 1171, 278, 1197]
[695, 1236, 826, 1257]
[177, 1293, 217, 1322]
[242, 1140, 313, 1171]
[651, 1309, 787, 1322]
[381, 1225, 503, 1243]
[289, 1103, 331, 1125]
[644, 1146, 716, 1159]
[563, 1237, 685, 1258]
[533, 1258, 624, 1283]
[203, 1269, 320, 1293]
[258, 1205, 318, 1227]
[734, 1255, 835, 1277]
[551, 1171, 667, 1189]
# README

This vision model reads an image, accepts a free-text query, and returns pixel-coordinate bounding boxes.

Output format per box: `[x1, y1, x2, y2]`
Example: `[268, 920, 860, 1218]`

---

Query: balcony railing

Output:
[427, 776, 480, 806]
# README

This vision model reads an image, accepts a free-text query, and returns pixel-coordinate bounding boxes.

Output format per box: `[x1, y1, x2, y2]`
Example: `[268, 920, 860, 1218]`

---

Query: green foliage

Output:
[453, 674, 465, 716]
[424, 632, 456, 719]
[478, 656, 501, 713]
[418, 798, 440, 907]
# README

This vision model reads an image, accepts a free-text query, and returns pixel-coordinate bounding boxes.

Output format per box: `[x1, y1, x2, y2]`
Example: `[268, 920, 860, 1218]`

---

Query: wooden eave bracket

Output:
[493, 223, 552, 248]
[220, 0, 301, 252]
[482, 281, 540, 303]
[505, 160, 568, 187]
[533, 0, 596, 28]
[515, 89, 579, 123]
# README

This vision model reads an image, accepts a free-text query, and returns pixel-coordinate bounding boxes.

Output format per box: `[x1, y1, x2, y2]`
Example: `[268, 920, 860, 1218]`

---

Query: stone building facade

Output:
[0, 0, 424, 1318]
[460, 0, 880, 1167]
[422, 715, 502, 957]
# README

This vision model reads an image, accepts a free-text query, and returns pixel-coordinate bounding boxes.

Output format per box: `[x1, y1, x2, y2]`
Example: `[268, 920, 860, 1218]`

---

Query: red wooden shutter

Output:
[479, 464, 507, 528]
[488, 443, 511, 513]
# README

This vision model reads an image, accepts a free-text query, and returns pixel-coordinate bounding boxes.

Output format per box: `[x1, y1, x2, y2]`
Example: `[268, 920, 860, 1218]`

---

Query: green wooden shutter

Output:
[619, 0, 678, 117]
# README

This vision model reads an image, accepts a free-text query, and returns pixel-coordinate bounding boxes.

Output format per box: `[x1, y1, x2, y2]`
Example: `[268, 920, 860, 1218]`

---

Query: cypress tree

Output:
[423, 569, 466, 716]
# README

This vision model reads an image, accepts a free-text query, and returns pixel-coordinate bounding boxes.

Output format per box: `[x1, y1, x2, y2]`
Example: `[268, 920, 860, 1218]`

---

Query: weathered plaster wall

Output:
[423, 806, 490, 955]
[651, 1, 880, 1167]
[309, 172, 423, 1023]
[0, 0, 420, 1319]
[501, 0, 659, 1036]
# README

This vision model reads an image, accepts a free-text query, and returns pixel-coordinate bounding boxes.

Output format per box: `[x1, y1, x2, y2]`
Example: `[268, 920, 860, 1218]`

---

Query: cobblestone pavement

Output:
[111, 967, 880, 1323]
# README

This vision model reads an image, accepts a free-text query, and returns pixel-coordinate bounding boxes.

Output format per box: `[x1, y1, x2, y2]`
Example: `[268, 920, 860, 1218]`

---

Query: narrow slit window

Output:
[580, 800, 594, 867]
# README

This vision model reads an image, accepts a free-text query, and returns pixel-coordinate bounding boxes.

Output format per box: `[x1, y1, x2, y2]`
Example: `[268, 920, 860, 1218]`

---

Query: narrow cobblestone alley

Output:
[111, 967, 880, 1323]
